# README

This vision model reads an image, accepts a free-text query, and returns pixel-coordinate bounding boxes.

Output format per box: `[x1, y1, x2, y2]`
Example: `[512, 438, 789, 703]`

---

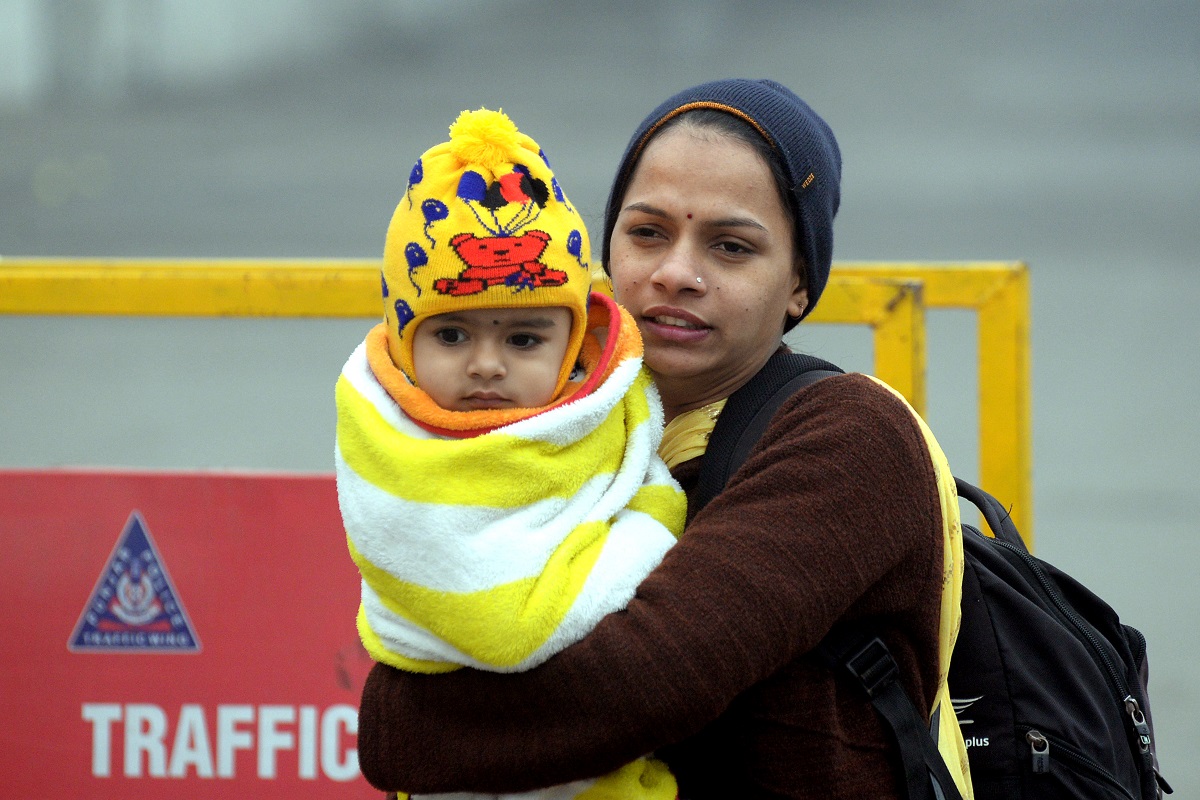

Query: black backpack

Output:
[693, 351, 1171, 800]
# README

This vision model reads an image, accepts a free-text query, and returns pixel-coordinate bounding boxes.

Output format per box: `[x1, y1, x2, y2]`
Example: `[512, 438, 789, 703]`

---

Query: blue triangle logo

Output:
[68, 511, 202, 653]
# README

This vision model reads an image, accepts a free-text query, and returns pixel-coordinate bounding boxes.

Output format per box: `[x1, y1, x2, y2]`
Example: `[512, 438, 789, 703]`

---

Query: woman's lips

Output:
[641, 307, 710, 342]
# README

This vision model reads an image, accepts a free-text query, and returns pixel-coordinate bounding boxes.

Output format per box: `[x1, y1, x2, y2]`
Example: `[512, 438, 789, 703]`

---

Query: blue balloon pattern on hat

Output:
[404, 242, 428, 295]
[457, 171, 488, 203]
[381, 273, 389, 298]
[421, 199, 449, 247]
[394, 299, 414, 336]
[567, 229, 587, 270]
[551, 177, 575, 213]
[406, 159, 423, 207]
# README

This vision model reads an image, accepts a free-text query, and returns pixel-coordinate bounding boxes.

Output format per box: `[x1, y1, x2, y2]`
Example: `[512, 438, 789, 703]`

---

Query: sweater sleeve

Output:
[357, 373, 943, 795]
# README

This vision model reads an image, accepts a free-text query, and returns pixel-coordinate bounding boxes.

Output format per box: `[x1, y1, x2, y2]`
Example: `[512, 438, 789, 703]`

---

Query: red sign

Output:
[0, 469, 378, 798]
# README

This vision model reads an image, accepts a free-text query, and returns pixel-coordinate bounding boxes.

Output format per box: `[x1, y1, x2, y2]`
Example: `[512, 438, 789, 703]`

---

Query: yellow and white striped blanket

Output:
[335, 296, 686, 676]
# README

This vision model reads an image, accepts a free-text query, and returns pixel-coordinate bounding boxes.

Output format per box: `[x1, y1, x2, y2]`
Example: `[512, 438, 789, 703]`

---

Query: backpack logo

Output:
[950, 695, 983, 725]
[68, 511, 202, 653]
[953, 697, 991, 748]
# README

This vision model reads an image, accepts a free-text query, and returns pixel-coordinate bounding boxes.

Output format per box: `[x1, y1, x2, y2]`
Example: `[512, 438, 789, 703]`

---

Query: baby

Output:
[335, 109, 684, 800]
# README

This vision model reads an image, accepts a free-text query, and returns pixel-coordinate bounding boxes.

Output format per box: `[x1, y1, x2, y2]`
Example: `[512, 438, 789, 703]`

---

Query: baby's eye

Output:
[508, 332, 542, 349]
[434, 327, 467, 345]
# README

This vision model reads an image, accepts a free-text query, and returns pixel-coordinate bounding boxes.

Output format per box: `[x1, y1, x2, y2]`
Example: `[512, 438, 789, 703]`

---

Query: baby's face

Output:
[412, 306, 573, 411]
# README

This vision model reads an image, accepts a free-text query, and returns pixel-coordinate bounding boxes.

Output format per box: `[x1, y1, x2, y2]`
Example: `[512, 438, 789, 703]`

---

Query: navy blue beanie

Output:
[602, 78, 842, 329]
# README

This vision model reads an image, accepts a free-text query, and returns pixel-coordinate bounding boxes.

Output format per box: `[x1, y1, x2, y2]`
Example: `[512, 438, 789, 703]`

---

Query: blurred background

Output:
[2, 0, 1197, 791]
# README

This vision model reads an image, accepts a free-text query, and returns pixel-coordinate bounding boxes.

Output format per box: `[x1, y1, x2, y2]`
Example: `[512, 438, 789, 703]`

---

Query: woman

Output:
[356, 78, 972, 800]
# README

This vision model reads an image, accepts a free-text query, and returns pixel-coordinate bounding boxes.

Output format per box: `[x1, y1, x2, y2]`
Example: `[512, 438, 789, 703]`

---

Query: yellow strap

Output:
[865, 375, 973, 799]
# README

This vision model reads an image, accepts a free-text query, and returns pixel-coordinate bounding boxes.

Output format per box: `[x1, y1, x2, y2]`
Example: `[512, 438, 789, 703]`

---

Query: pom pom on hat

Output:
[381, 108, 593, 399]
[448, 109, 525, 171]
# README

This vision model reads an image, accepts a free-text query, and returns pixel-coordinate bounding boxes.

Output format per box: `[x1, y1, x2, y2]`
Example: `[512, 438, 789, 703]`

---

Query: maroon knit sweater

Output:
[357, 372, 946, 799]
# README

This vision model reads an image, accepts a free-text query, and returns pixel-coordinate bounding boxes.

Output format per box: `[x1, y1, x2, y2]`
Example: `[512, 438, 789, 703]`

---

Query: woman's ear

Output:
[786, 283, 808, 321]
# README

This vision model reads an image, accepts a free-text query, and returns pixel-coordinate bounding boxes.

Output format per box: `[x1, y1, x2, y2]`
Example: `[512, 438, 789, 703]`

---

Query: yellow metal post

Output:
[811, 278, 926, 415]
[837, 263, 1032, 542]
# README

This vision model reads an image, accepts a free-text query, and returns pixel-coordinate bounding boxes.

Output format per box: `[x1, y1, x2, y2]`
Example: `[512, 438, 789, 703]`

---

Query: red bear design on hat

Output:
[434, 230, 569, 296]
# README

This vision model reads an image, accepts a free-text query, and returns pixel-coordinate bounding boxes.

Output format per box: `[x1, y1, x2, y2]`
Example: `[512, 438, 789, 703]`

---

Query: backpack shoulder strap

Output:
[817, 628, 964, 800]
[691, 350, 842, 516]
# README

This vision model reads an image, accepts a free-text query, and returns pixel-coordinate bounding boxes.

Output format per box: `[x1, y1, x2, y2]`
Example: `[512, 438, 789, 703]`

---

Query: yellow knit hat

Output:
[382, 109, 593, 397]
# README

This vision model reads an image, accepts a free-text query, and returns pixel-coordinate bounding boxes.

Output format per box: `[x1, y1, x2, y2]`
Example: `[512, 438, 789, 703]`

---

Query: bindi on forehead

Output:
[687, 213, 693, 219]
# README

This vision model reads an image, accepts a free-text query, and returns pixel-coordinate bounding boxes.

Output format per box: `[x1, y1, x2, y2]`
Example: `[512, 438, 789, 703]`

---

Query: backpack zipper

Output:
[1123, 628, 1173, 795]
[1124, 697, 1152, 756]
[1123, 695, 1174, 796]
[1023, 728, 1136, 800]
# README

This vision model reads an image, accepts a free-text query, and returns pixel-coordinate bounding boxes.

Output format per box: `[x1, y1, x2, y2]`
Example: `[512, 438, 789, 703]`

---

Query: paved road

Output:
[2, 1, 1198, 790]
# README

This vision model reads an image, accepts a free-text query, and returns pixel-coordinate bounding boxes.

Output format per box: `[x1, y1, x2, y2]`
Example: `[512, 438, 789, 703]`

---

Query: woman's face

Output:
[609, 126, 808, 416]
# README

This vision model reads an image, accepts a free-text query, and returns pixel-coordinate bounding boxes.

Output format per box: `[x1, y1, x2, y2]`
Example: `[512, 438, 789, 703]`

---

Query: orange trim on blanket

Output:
[365, 293, 643, 438]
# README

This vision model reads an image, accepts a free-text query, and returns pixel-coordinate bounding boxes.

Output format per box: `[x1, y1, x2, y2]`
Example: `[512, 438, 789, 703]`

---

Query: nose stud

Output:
[696, 276, 703, 284]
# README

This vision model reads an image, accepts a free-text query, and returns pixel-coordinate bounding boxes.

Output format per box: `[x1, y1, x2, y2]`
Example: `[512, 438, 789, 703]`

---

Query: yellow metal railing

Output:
[0, 259, 381, 318]
[0, 258, 1030, 539]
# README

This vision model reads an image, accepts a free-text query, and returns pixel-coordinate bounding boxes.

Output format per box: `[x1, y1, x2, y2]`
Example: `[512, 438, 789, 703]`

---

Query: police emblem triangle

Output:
[694, 351, 1172, 800]
[69, 511, 202, 653]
